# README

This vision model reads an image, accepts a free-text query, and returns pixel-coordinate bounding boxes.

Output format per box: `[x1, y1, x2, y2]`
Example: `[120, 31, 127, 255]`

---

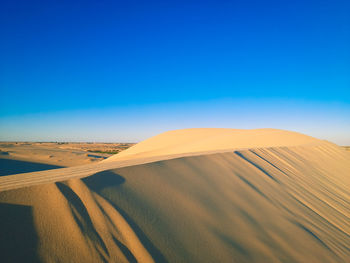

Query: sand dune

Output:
[105, 128, 319, 161]
[1, 129, 350, 262]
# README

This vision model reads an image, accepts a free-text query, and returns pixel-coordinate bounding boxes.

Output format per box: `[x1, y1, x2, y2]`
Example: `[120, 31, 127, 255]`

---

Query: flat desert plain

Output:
[0, 142, 134, 176]
[0, 128, 350, 263]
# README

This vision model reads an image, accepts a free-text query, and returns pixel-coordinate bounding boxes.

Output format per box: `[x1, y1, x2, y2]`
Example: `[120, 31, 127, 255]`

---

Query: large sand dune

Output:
[0, 129, 350, 262]
[105, 128, 319, 161]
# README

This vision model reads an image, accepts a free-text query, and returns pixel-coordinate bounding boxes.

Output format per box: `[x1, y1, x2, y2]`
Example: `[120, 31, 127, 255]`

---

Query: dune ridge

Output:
[0, 129, 322, 192]
[1, 129, 350, 262]
[105, 128, 319, 161]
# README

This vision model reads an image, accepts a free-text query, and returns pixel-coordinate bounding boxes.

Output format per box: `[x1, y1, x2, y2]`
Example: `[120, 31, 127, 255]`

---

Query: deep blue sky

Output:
[1, 0, 349, 144]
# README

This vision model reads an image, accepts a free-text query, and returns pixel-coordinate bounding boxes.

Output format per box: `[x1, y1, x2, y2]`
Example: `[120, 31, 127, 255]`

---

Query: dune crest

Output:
[105, 128, 320, 162]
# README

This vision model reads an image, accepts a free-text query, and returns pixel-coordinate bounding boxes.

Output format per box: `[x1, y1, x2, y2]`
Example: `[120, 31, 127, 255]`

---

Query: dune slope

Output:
[0, 129, 350, 262]
[105, 128, 319, 161]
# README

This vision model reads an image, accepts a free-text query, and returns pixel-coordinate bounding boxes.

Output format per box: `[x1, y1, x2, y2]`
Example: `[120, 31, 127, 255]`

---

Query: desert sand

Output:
[0, 128, 350, 262]
[0, 142, 134, 176]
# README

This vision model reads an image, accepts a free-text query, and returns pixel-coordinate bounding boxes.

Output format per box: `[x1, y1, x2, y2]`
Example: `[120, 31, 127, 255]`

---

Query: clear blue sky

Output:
[1, 0, 349, 144]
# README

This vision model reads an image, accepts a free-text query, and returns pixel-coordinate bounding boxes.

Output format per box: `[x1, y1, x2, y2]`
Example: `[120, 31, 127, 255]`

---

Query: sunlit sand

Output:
[1, 128, 349, 262]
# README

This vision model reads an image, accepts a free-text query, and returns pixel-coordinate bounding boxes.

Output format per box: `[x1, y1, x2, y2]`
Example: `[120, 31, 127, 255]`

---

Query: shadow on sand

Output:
[0, 158, 63, 176]
[82, 170, 126, 192]
[82, 170, 169, 263]
[0, 203, 40, 262]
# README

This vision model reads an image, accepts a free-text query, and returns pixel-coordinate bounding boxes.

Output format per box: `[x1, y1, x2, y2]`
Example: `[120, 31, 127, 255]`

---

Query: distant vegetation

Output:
[87, 150, 121, 155]
[343, 146, 350, 151]
[86, 143, 134, 155]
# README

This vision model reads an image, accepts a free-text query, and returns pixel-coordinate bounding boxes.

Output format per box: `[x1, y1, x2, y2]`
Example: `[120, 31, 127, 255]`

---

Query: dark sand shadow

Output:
[83, 170, 169, 262]
[56, 182, 109, 260]
[82, 170, 125, 192]
[235, 152, 280, 183]
[0, 158, 63, 176]
[109, 202, 169, 263]
[0, 203, 40, 262]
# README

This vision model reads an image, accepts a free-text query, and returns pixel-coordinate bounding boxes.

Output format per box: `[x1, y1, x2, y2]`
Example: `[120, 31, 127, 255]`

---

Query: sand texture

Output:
[0, 129, 350, 262]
